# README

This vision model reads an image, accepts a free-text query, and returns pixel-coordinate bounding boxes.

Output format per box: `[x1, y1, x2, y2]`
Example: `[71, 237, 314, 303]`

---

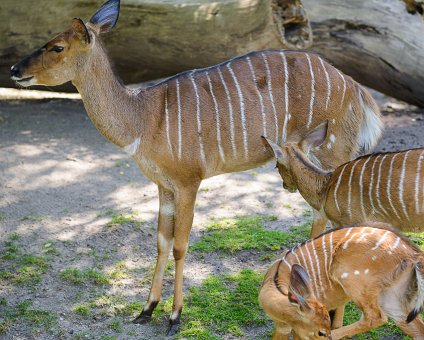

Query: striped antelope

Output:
[263, 122, 424, 237]
[259, 224, 424, 339]
[10, 0, 382, 334]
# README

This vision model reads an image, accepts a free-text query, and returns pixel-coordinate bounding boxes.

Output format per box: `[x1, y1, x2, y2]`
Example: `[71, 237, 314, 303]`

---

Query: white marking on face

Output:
[206, 71, 225, 163]
[176, 79, 182, 159]
[281, 52, 290, 144]
[334, 164, 348, 214]
[332, 119, 336, 124]
[227, 62, 248, 158]
[372, 255, 377, 261]
[354, 270, 360, 275]
[318, 57, 331, 111]
[247, 56, 267, 138]
[189, 72, 206, 165]
[341, 272, 348, 279]
[123, 137, 141, 156]
[305, 54, 315, 129]
[262, 53, 279, 142]
[387, 154, 402, 220]
[217, 67, 237, 157]
[326, 142, 332, 149]
[329, 134, 336, 143]
[415, 152, 424, 214]
[364, 269, 369, 274]
[399, 150, 411, 220]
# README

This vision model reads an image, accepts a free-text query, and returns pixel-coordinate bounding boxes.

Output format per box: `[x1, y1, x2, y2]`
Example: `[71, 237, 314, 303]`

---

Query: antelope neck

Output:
[291, 149, 332, 211]
[72, 42, 147, 149]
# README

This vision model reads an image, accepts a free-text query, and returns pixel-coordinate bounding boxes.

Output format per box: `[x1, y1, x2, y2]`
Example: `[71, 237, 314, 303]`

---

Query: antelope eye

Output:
[50, 45, 64, 53]
[318, 331, 327, 337]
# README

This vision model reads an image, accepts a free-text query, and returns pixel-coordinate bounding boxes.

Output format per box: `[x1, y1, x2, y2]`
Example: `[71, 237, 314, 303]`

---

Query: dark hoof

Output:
[166, 322, 180, 337]
[132, 313, 152, 324]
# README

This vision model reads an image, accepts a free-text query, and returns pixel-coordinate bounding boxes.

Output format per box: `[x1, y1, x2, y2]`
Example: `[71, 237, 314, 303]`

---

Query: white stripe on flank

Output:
[376, 155, 390, 216]
[372, 230, 390, 250]
[387, 154, 402, 220]
[319, 57, 331, 111]
[347, 159, 361, 219]
[247, 56, 267, 137]
[217, 67, 237, 157]
[291, 247, 301, 264]
[311, 241, 323, 293]
[336, 69, 346, 107]
[262, 53, 279, 142]
[227, 62, 248, 158]
[305, 54, 316, 129]
[176, 79, 182, 159]
[359, 156, 372, 220]
[399, 151, 411, 220]
[164, 86, 173, 155]
[356, 227, 370, 243]
[334, 164, 349, 214]
[328, 232, 334, 288]
[189, 72, 206, 165]
[281, 52, 290, 144]
[298, 246, 312, 282]
[322, 234, 328, 271]
[368, 155, 381, 216]
[393, 236, 401, 249]
[206, 71, 225, 163]
[304, 242, 319, 297]
[282, 252, 292, 270]
[415, 151, 424, 214]
[342, 229, 356, 249]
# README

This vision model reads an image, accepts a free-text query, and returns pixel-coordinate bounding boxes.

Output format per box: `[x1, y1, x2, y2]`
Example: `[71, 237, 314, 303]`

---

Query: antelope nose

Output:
[10, 64, 21, 78]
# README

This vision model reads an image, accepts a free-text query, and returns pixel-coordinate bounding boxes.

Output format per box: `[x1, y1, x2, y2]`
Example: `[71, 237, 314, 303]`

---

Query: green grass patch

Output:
[191, 216, 309, 254]
[59, 267, 110, 285]
[108, 319, 123, 333]
[0, 299, 57, 334]
[106, 211, 144, 230]
[406, 231, 424, 250]
[155, 269, 270, 339]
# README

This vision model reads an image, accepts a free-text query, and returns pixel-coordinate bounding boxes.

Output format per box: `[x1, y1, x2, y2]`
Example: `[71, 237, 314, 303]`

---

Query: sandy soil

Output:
[0, 88, 423, 339]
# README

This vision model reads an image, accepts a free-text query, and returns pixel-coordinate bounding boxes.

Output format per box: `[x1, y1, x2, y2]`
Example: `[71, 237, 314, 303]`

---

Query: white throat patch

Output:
[123, 138, 140, 156]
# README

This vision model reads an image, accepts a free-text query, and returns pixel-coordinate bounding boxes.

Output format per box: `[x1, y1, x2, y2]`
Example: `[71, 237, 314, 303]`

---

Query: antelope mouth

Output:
[12, 76, 35, 86]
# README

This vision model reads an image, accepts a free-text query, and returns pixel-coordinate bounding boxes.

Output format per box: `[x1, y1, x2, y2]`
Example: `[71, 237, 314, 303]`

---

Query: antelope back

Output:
[325, 149, 424, 231]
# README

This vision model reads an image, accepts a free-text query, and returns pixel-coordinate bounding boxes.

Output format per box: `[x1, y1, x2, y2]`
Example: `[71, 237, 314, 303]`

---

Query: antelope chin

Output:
[12, 76, 36, 87]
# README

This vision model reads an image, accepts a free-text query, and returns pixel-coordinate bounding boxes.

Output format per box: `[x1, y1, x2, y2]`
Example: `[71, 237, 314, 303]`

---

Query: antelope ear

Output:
[89, 0, 120, 34]
[72, 18, 90, 44]
[261, 136, 285, 164]
[288, 264, 313, 312]
[300, 120, 329, 154]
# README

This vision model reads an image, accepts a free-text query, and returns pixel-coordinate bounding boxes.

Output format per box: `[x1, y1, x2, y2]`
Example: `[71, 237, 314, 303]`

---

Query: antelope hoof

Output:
[132, 312, 152, 324]
[166, 320, 180, 337]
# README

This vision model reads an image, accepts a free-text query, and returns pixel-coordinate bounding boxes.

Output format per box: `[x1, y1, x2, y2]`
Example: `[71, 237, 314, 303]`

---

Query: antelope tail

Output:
[355, 86, 383, 154]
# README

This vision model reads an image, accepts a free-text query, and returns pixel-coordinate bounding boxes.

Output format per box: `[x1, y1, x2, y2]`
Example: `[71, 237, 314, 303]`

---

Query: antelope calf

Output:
[264, 122, 424, 237]
[259, 224, 424, 339]
[10, 0, 382, 334]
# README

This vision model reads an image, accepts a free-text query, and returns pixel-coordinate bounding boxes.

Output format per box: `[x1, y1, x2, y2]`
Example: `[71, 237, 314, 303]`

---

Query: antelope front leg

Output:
[133, 186, 175, 324]
[167, 183, 199, 336]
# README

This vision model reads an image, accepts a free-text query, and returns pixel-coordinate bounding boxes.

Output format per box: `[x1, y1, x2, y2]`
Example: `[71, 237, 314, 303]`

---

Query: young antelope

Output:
[259, 223, 424, 339]
[263, 121, 424, 237]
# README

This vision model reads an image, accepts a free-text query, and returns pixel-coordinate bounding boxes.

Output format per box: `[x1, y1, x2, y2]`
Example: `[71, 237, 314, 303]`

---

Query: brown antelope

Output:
[263, 122, 424, 237]
[10, 0, 382, 334]
[259, 223, 424, 339]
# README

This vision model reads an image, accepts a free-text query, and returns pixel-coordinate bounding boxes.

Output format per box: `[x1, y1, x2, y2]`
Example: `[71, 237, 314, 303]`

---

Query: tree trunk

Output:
[303, 0, 424, 107]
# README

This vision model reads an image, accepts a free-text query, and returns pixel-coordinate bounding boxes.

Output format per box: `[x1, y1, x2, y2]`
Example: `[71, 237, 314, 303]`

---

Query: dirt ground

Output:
[0, 88, 423, 339]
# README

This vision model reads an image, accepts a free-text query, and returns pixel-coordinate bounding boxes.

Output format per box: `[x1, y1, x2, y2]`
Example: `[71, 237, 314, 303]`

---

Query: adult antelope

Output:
[259, 223, 424, 339]
[263, 122, 424, 237]
[10, 0, 382, 333]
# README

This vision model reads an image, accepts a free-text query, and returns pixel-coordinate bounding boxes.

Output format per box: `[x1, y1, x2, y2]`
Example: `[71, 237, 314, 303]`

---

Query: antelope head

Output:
[288, 264, 332, 340]
[10, 0, 120, 87]
[261, 121, 329, 193]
